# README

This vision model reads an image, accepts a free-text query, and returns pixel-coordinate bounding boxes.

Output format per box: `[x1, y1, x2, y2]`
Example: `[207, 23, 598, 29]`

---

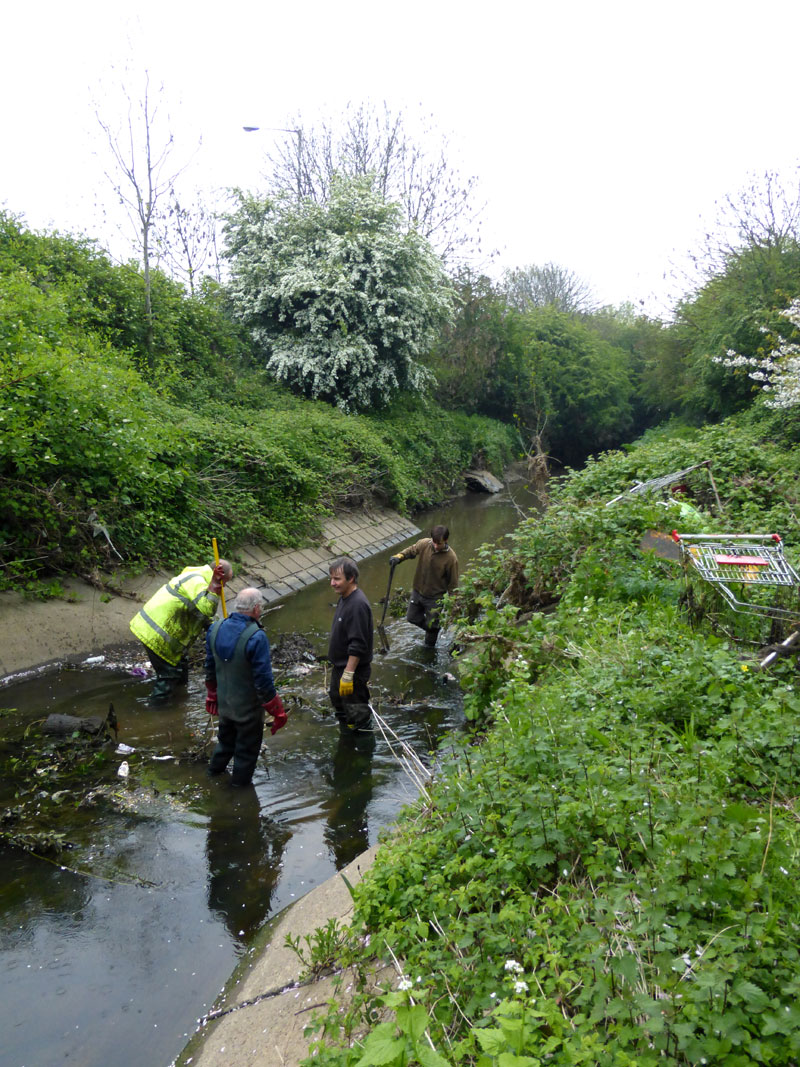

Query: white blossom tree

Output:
[223, 176, 454, 412]
[713, 299, 800, 408]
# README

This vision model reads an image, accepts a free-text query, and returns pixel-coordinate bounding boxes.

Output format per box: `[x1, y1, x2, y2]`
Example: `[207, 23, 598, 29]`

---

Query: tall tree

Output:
[500, 262, 596, 314]
[158, 189, 221, 294]
[691, 167, 800, 281]
[257, 102, 483, 267]
[675, 238, 800, 419]
[485, 307, 634, 464]
[429, 270, 509, 412]
[223, 176, 454, 412]
[96, 72, 187, 357]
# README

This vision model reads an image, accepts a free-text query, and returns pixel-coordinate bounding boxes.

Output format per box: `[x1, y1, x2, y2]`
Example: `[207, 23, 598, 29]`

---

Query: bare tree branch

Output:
[259, 102, 484, 268]
[500, 262, 597, 314]
[96, 71, 192, 347]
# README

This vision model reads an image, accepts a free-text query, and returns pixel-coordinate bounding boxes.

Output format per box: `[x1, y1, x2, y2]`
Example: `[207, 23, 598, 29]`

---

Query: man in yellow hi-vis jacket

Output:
[130, 560, 232, 703]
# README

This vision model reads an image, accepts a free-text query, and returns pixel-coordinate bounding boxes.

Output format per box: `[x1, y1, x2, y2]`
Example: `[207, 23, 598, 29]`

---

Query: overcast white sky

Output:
[3, 0, 800, 316]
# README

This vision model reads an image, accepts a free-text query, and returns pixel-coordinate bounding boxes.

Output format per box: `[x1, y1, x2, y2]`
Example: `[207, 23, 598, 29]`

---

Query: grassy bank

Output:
[2, 342, 516, 595]
[299, 404, 800, 1066]
[0, 214, 518, 596]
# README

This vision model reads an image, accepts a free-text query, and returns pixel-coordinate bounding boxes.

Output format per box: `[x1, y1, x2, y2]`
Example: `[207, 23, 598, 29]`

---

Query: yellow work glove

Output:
[390, 554, 403, 569]
[339, 670, 355, 697]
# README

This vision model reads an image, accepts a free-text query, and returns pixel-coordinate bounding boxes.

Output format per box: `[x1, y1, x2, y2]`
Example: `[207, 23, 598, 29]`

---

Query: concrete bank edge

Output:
[0, 506, 420, 682]
[173, 844, 387, 1067]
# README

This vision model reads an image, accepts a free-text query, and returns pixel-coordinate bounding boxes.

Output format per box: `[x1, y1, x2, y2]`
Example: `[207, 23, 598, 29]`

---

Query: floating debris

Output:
[270, 633, 318, 667]
[117, 761, 129, 778]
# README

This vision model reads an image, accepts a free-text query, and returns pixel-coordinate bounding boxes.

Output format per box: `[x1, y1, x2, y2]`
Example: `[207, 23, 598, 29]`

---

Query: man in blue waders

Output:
[129, 559, 233, 704]
[205, 587, 288, 787]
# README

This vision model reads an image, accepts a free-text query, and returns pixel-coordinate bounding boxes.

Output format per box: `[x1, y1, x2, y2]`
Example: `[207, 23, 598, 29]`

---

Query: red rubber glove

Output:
[205, 681, 218, 717]
[263, 694, 287, 735]
[208, 563, 226, 595]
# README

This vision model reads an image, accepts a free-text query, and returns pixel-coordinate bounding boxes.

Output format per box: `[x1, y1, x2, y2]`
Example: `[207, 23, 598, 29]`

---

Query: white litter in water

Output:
[83, 655, 105, 665]
[152, 755, 175, 761]
[117, 761, 129, 778]
[115, 743, 136, 755]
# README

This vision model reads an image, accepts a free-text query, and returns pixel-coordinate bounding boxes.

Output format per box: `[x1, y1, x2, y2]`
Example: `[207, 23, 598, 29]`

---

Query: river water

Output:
[0, 479, 538, 1067]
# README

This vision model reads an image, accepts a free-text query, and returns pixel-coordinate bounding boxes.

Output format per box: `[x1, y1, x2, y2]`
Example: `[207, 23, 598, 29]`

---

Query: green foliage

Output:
[0, 210, 250, 384]
[223, 177, 455, 412]
[430, 270, 509, 414]
[0, 214, 515, 590]
[300, 408, 800, 1067]
[585, 306, 689, 430]
[480, 306, 635, 465]
[674, 240, 800, 421]
[352, 986, 450, 1067]
[285, 918, 351, 980]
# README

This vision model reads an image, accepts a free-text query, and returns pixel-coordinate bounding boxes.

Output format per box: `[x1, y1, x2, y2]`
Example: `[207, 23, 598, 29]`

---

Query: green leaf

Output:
[416, 1045, 451, 1067]
[475, 1027, 506, 1055]
[355, 1023, 405, 1066]
[732, 979, 770, 1012]
[396, 1004, 428, 1042]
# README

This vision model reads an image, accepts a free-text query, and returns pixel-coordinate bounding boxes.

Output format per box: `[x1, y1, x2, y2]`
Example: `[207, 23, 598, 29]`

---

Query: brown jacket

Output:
[397, 538, 459, 599]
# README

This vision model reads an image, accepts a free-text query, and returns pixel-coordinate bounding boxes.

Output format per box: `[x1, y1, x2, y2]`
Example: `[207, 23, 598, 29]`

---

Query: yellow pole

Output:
[212, 537, 228, 618]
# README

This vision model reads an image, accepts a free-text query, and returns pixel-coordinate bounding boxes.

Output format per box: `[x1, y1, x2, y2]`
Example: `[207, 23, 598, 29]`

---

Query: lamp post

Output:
[243, 125, 303, 200]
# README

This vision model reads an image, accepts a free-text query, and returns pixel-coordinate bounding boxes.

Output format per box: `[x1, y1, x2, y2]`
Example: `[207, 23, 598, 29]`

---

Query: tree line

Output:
[93, 82, 800, 446]
[4, 94, 800, 590]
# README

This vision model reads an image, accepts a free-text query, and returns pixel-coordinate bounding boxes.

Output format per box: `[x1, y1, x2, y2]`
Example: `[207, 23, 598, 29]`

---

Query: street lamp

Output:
[242, 126, 303, 200]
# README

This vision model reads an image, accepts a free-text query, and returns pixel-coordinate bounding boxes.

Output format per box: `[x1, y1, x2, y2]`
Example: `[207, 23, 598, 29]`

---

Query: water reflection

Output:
[205, 782, 291, 941]
[322, 731, 376, 868]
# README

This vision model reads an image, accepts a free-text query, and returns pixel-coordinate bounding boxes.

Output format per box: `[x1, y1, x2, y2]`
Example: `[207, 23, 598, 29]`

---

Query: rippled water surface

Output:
[0, 481, 538, 1067]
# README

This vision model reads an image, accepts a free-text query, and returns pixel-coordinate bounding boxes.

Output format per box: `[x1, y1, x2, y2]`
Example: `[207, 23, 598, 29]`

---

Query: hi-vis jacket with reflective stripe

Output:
[129, 565, 220, 666]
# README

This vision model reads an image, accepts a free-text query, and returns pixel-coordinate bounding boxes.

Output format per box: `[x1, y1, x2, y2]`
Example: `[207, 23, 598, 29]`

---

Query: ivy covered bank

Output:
[300, 404, 800, 1067]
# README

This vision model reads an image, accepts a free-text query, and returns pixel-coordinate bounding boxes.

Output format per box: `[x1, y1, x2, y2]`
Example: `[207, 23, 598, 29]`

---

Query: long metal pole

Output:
[212, 537, 228, 618]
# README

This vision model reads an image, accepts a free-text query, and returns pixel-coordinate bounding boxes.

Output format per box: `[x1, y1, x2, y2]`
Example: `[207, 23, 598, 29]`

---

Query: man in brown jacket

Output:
[390, 524, 459, 647]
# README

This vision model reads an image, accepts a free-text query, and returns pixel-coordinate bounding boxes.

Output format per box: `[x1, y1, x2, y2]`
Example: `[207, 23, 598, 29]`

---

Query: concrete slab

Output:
[174, 846, 385, 1067]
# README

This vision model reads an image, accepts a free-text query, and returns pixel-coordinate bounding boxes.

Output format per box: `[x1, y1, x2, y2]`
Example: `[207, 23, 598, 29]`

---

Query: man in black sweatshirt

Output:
[327, 556, 373, 733]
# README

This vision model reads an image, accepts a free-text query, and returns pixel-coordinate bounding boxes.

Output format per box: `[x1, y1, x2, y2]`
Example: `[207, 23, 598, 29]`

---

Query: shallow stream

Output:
[0, 480, 538, 1067]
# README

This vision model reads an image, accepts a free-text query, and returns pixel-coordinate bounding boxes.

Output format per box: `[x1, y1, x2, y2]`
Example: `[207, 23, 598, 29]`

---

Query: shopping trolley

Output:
[671, 532, 800, 621]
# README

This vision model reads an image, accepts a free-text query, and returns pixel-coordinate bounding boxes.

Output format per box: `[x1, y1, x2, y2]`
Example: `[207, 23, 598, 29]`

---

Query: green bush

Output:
[0, 216, 516, 591]
[301, 406, 800, 1067]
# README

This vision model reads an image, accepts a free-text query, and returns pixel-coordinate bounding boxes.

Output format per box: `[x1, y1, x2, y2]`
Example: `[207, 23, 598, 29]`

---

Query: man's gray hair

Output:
[233, 587, 265, 614]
